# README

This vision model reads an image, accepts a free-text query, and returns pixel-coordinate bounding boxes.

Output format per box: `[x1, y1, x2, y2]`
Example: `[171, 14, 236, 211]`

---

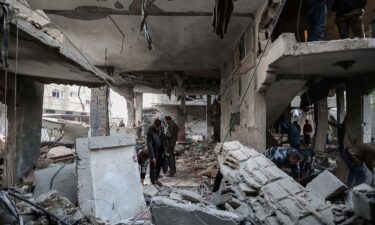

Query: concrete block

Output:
[34, 163, 77, 204]
[179, 190, 202, 203]
[306, 170, 347, 200]
[76, 135, 146, 223]
[151, 197, 241, 225]
[238, 183, 257, 196]
[352, 184, 375, 221]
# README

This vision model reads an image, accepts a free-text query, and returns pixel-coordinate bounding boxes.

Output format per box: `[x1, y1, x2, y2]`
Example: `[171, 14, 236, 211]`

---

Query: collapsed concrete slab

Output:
[351, 184, 375, 222]
[150, 196, 241, 225]
[306, 170, 347, 200]
[76, 135, 146, 223]
[216, 141, 335, 225]
[34, 163, 77, 204]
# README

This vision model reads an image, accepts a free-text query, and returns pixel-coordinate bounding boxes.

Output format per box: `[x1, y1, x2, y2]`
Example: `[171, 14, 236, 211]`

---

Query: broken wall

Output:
[220, 2, 267, 150]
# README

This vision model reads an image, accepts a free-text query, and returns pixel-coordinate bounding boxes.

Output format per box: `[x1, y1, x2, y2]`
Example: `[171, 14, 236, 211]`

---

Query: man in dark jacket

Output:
[147, 118, 165, 185]
[333, 0, 367, 38]
[165, 116, 179, 177]
[280, 115, 301, 150]
[306, 0, 328, 41]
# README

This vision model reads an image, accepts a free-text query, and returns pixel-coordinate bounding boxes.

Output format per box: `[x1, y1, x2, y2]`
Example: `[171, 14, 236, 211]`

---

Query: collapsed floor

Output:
[0, 137, 374, 225]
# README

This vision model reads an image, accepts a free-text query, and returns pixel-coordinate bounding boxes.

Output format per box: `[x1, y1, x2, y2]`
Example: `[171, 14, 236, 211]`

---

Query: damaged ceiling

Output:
[0, 1, 113, 86]
[25, 0, 263, 93]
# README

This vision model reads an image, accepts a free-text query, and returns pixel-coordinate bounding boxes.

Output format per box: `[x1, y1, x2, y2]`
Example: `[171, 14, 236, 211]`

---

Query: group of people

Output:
[138, 116, 179, 186]
[307, 0, 367, 41]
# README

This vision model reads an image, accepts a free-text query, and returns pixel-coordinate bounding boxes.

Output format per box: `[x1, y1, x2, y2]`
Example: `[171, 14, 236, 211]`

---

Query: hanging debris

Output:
[212, 0, 236, 39]
[140, 0, 154, 50]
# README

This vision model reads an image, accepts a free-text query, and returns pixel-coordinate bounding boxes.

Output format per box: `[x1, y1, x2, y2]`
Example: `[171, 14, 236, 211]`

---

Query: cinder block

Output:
[352, 184, 375, 221]
[306, 170, 347, 200]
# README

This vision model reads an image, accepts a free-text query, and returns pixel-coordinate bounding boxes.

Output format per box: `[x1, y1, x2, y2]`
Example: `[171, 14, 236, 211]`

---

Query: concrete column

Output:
[134, 92, 143, 126]
[126, 98, 135, 128]
[90, 86, 110, 137]
[363, 95, 372, 143]
[346, 78, 362, 146]
[4, 77, 44, 187]
[336, 87, 346, 124]
[206, 95, 213, 140]
[313, 98, 328, 152]
[177, 95, 186, 143]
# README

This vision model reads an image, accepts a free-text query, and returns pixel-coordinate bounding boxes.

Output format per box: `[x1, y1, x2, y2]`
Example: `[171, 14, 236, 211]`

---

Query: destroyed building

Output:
[1, 0, 375, 224]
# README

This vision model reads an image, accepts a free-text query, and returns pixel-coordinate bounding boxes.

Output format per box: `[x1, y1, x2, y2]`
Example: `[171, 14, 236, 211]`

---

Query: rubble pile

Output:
[175, 141, 218, 180]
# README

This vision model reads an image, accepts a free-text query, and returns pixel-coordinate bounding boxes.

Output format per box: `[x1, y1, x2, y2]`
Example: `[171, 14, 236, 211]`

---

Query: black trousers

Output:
[212, 170, 223, 192]
[150, 153, 163, 184]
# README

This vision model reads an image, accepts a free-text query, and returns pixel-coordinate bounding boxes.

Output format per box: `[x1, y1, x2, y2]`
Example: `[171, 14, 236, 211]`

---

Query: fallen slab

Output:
[34, 163, 77, 204]
[150, 196, 241, 225]
[76, 135, 146, 223]
[306, 170, 347, 200]
[216, 141, 334, 225]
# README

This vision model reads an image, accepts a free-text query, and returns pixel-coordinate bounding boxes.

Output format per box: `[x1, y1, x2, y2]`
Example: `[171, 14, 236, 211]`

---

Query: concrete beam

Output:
[313, 98, 328, 153]
[90, 86, 110, 136]
[4, 76, 44, 187]
[134, 92, 143, 126]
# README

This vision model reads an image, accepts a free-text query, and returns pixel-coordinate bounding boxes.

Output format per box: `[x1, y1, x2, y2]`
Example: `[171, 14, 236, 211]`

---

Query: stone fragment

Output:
[35, 190, 84, 224]
[306, 170, 347, 200]
[179, 190, 202, 203]
[351, 184, 375, 221]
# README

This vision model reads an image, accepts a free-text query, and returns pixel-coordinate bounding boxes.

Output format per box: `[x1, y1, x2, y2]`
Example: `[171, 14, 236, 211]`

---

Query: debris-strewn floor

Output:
[159, 142, 218, 190]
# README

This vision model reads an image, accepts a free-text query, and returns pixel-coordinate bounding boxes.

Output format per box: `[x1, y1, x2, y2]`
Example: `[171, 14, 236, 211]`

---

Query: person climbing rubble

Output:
[279, 114, 301, 150]
[165, 116, 179, 177]
[138, 149, 149, 185]
[263, 146, 304, 180]
[330, 120, 375, 187]
[333, 0, 367, 39]
[147, 118, 166, 186]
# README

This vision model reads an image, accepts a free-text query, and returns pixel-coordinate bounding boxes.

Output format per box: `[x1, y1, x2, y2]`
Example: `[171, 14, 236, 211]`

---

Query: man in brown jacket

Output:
[165, 116, 179, 177]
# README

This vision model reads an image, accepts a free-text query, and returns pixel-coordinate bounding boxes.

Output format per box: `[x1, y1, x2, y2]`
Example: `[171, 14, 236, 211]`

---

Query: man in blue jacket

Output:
[306, 0, 328, 41]
[264, 147, 304, 180]
[333, 0, 367, 38]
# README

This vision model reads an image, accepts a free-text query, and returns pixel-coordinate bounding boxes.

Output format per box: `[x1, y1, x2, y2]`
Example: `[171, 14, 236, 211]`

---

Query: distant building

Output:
[43, 84, 91, 122]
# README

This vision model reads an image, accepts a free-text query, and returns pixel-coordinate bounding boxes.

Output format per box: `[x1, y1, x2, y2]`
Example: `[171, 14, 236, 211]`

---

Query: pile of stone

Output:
[150, 141, 375, 225]
[176, 141, 218, 179]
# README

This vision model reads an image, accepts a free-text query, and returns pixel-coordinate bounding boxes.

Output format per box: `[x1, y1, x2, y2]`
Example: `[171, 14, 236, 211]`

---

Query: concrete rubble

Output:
[350, 184, 375, 222]
[306, 170, 347, 200]
[216, 141, 335, 225]
[76, 135, 146, 224]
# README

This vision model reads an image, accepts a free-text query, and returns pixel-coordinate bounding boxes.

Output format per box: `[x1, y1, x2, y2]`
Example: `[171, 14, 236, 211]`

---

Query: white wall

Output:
[43, 84, 91, 114]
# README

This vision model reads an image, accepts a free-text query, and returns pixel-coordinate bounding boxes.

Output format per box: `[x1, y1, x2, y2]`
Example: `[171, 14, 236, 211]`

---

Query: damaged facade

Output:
[0, 0, 375, 224]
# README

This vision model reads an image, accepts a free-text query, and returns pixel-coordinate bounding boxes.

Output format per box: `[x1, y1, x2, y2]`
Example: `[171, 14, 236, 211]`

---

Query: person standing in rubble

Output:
[147, 118, 166, 186]
[165, 116, 179, 177]
[306, 0, 328, 41]
[303, 120, 313, 145]
[332, 0, 367, 39]
[211, 99, 221, 142]
[280, 114, 301, 150]
[263, 146, 304, 180]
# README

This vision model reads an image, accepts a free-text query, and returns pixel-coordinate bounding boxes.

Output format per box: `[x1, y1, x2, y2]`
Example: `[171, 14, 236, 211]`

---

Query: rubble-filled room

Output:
[0, 0, 375, 224]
